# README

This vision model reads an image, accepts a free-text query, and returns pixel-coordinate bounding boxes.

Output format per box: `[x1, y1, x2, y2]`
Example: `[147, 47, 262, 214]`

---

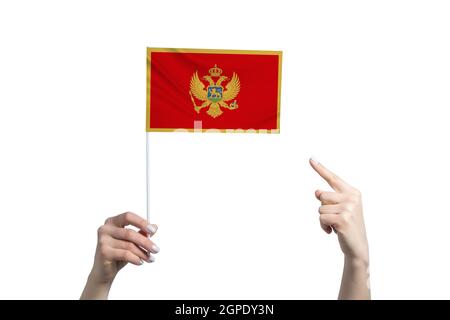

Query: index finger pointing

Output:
[106, 212, 156, 235]
[309, 157, 350, 191]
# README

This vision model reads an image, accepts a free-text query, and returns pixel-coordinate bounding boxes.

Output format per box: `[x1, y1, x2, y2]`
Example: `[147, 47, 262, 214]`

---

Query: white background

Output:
[0, 0, 449, 299]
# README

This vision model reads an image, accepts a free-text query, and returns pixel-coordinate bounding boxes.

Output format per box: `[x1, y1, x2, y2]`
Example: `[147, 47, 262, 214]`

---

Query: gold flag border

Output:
[146, 47, 282, 133]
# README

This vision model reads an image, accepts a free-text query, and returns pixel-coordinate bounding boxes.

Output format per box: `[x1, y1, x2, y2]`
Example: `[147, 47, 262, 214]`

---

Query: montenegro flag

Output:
[146, 48, 282, 133]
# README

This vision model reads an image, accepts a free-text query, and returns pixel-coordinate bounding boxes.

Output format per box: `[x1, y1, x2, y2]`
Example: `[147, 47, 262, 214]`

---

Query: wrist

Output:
[88, 268, 116, 286]
[80, 272, 114, 300]
[80, 272, 112, 300]
[344, 255, 370, 270]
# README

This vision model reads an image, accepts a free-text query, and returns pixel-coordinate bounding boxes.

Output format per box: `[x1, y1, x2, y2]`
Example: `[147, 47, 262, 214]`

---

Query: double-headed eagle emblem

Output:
[189, 64, 240, 118]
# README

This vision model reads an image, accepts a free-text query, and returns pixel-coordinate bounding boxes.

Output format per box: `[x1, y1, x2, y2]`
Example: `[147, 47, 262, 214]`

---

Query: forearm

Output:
[80, 273, 113, 300]
[338, 257, 370, 300]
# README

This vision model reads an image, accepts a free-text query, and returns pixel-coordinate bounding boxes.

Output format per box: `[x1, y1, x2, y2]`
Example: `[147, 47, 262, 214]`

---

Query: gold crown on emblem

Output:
[208, 64, 223, 77]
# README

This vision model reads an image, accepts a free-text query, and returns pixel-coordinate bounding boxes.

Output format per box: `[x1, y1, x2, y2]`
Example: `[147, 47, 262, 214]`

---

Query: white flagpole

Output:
[146, 132, 151, 221]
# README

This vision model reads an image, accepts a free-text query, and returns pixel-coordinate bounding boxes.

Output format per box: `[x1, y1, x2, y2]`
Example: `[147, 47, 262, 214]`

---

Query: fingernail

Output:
[152, 244, 160, 253]
[148, 255, 156, 263]
[147, 224, 157, 234]
[139, 258, 144, 265]
[310, 156, 319, 164]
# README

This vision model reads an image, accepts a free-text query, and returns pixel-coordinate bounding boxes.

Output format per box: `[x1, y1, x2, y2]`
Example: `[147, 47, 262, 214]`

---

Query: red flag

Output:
[146, 48, 282, 133]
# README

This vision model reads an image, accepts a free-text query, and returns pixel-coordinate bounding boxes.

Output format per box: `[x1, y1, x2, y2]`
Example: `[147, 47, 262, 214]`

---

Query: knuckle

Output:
[97, 226, 106, 236]
[99, 247, 109, 258]
[126, 242, 135, 251]
[328, 176, 337, 185]
[123, 211, 135, 221]
[352, 188, 362, 197]
[340, 213, 351, 225]
[348, 194, 359, 203]
[123, 211, 131, 221]
[104, 217, 112, 225]
[120, 251, 129, 260]
[342, 202, 355, 213]
[98, 234, 108, 246]
[125, 251, 134, 262]
[330, 174, 340, 184]
[124, 228, 134, 239]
